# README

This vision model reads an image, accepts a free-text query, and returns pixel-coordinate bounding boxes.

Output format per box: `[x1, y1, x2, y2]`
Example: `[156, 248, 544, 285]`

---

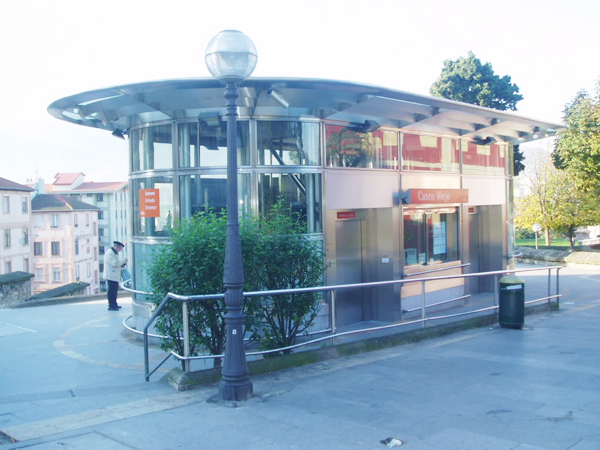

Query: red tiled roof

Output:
[53, 173, 85, 185]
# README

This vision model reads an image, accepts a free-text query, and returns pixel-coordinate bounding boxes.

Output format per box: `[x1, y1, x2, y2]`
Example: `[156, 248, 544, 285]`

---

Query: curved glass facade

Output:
[129, 117, 508, 296]
[129, 119, 325, 295]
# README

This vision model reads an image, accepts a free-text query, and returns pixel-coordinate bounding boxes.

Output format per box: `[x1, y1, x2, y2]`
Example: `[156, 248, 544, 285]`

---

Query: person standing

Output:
[103, 241, 127, 311]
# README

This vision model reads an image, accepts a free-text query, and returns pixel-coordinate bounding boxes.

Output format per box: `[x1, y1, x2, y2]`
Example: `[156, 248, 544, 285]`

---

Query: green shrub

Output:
[146, 202, 327, 368]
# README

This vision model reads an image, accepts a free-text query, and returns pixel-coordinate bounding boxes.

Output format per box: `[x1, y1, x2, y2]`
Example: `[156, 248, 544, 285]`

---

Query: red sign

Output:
[140, 189, 160, 218]
[337, 211, 356, 220]
[403, 189, 468, 205]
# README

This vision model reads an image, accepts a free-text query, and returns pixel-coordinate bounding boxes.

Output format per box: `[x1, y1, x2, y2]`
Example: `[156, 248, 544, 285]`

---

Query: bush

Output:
[515, 228, 535, 239]
[246, 202, 326, 354]
[146, 202, 327, 368]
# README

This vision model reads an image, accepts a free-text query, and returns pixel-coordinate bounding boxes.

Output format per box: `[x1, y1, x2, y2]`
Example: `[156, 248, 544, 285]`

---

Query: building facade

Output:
[48, 78, 566, 331]
[0, 177, 33, 279]
[31, 194, 101, 294]
[50, 174, 129, 291]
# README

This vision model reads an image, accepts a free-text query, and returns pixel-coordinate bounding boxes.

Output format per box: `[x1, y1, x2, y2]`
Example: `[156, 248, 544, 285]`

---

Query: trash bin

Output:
[499, 276, 525, 329]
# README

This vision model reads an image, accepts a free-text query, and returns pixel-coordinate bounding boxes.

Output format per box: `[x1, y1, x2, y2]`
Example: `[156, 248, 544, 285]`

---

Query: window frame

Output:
[3, 229, 10, 248]
[403, 207, 460, 267]
[2, 195, 9, 214]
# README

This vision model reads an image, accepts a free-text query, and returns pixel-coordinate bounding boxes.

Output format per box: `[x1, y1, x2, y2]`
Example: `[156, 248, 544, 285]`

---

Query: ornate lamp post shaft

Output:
[219, 83, 252, 401]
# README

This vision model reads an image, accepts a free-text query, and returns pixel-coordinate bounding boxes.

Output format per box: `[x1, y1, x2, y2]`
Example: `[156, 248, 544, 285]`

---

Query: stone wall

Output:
[516, 246, 600, 267]
[0, 272, 34, 307]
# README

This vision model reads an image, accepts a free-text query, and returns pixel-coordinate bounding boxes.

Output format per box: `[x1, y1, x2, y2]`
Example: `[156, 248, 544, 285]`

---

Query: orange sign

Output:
[403, 189, 468, 205]
[140, 189, 160, 218]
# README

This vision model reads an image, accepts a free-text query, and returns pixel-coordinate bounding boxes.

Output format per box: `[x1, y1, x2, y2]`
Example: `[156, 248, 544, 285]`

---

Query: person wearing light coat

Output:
[103, 241, 127, 311]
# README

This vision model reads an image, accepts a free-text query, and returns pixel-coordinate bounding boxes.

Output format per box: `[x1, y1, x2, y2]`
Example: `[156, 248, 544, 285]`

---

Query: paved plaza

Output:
[1, 263, 599, 449]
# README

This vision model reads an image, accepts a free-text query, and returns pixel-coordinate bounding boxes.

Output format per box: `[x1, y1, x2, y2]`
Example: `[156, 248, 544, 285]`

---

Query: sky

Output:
[1, 0, 599, 185]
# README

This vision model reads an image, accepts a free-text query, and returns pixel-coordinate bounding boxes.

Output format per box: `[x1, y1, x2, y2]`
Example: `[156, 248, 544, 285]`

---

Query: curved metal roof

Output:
[48, 77, 565, 144]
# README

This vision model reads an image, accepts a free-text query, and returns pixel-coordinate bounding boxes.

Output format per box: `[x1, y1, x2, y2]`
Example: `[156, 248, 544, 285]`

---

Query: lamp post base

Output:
[219, 379, 253, 401]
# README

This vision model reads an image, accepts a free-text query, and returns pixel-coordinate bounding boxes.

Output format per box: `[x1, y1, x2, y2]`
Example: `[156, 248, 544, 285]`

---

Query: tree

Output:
[515, 148, 600, 246]
[146, 203, 327, 368]
[430, 51, 525, 174]
[430, 51, 523, 111]
[553, 84, 600, 183]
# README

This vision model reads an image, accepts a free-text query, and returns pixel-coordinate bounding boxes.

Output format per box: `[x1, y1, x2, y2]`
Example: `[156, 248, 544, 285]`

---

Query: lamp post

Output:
[205, 30, 257, 401]
[532, 223, 542, 250]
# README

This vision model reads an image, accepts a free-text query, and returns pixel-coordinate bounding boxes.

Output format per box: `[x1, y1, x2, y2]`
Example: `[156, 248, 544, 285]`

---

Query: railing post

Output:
[330, 290, 337, 346]
[182, 301, 191, 373]
[547, 268, 551, 308]
[144, 327, 150, 382]
[494, 274, 499, 306]
[421, 280, 426, 328]
[556, 268, 561, 308]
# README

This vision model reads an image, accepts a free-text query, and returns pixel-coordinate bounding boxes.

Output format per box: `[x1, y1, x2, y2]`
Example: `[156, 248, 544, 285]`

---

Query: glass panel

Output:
[131, 125, 173, 171]
[462, 141, 506, 174]
[257, 121, 320, 166]
[179, 173, 251, 220]
[132, 242, 165, 300]
[258, 173, 322, 233]
[326, 125, 399, 169]
[199, 121, 250, 167]
[132, 176, 174, 237]
[403, 209, 459, 266]
[427, 212, 459, 263]
[178, 122, 198, 168]
[403, 212, 425, 265]
[402, 133, 460, 172]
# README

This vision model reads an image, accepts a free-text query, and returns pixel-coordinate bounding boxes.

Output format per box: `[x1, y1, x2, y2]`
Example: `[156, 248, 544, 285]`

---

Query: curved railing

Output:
[123, 265, 562, 382]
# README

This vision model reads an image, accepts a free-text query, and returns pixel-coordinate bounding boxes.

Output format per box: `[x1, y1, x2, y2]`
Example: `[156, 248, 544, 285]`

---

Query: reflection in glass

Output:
[403, 212, 425, 265]
[326, 125, 398, 169]
[257, 121, 320, 166]
[131, 125, 173, 171]
[132, 177, 174, 237]
[177, 120, 250, 168]
[462, 141, 505, 174]
[179, 173, 251, 220]
[132, 242, 165, 300]
[258, 173, 322, 233]
[402, 133, 460, 172]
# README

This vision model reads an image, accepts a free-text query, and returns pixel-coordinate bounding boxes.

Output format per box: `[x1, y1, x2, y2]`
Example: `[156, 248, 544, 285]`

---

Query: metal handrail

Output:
[404, 263, 471, 277]
[135, 265, 562, 381]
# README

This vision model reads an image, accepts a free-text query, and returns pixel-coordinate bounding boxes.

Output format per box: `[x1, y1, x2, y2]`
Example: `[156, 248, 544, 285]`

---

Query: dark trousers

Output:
[107, 280, 119, 307]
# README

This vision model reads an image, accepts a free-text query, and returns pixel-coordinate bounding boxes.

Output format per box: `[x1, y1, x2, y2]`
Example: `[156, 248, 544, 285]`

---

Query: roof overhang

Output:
[48, 77, 566, 145]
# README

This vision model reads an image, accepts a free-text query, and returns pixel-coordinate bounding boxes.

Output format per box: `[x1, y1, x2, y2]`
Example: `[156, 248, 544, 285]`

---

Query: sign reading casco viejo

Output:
[402, 189, 468, 205]
[140, 189, 160, 217]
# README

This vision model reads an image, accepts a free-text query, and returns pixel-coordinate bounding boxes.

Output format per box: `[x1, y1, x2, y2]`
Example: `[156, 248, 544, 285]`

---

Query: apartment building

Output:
[0, 177, 33, 278]
[31, 194, 101, 294]
[48, 173, 129, 291]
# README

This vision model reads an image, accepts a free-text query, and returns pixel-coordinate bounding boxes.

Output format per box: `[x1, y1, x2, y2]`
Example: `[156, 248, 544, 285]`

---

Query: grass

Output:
[516, 238, 573, 247]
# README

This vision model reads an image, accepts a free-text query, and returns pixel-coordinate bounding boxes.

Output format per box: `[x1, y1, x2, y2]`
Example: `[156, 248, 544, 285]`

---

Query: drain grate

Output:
[380, 437, 406, 447]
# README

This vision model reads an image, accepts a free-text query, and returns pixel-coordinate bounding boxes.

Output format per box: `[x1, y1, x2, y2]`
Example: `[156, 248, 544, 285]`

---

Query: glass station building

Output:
[48, 78, 565, 331]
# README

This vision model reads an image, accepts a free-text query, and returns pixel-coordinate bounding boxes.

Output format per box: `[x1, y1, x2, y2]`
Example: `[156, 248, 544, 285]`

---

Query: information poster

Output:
[433, 221, 446, 255]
